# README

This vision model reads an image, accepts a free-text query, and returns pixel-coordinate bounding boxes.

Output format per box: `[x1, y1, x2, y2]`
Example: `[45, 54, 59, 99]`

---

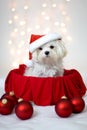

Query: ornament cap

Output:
[9, 91, 14, 96]
[18, 98, 23, 102]
[2, 98, 8, 104]
[61, 96, 67, 99]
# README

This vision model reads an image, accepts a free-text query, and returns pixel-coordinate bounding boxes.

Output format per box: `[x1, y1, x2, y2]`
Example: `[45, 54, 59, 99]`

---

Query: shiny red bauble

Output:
[15, 101, 33, 120]
[1, 91, 18, 106]
[71, 97, 85, 113]
[55, 98, 72, 118]
[0, 98, 14, 115]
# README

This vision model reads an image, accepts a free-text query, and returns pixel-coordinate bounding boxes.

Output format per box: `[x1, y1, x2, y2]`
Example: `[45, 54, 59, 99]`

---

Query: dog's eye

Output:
[39, 47, 43, 50]
[50, 45, 54, 49]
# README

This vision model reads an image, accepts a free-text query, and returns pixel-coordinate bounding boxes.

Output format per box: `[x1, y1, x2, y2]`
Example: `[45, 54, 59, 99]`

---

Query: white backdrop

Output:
[0, 0, 87, 79]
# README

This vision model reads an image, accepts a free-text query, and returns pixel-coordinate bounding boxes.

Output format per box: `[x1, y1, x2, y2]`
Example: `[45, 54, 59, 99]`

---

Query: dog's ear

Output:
[32, 51, 38, 61]
[57, 40, 67, 58]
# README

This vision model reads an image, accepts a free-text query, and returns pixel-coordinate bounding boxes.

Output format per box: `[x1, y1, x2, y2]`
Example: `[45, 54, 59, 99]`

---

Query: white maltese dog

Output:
[24, 38, 67, 77]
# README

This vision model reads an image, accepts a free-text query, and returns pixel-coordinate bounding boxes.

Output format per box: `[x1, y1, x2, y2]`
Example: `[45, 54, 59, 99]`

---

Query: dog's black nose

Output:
[45, 51, 49, 56]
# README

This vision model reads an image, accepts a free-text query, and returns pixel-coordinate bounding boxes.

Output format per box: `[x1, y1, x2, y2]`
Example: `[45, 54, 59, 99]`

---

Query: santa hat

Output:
[29, 32, 62, 59]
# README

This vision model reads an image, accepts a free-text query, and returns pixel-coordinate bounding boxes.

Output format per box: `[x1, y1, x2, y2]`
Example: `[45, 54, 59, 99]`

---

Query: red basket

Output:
[5, 64, 86, 106]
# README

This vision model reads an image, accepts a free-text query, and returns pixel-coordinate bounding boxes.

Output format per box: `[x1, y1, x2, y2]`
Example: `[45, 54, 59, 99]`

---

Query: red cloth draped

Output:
[5, 64, 86, 106]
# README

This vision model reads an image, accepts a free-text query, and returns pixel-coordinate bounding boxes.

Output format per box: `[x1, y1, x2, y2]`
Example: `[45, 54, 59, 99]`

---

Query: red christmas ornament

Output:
[0, 98, 14, 115]
[71, 97, 85, 113]
[1, 91, 18, 106]
[15, 101, 33, 120]
[55, 97, 72, 118]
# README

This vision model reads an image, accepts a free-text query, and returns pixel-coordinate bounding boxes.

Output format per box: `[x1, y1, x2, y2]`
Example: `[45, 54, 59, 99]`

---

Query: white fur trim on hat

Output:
[29, 33, 62, 52]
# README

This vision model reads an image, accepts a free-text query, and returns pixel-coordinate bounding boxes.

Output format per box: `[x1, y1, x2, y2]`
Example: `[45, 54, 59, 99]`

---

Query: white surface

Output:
[0, 78, 87, 130]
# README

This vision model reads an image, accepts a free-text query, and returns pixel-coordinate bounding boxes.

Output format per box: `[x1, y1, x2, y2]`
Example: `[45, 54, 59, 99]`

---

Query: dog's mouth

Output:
[43, 54, 51, 59]
[45, 55, 50, 58]
[41, 56, 55, 65]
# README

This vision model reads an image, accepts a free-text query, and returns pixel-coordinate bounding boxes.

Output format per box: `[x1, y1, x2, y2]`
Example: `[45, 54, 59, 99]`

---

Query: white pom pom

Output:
[24, 60, 33, 67]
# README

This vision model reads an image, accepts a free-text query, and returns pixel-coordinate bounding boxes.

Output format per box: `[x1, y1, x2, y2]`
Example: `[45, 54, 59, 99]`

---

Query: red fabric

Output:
[5, 64, 86, 106]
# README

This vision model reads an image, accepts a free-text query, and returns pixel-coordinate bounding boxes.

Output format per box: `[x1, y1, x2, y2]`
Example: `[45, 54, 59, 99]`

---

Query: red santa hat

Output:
[29, 33, 62, 59]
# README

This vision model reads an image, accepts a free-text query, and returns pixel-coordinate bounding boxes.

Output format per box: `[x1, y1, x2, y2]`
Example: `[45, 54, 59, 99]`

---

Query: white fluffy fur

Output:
[24, 40, 67, 77]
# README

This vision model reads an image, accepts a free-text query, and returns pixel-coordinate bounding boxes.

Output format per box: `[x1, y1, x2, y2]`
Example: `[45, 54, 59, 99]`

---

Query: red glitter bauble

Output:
[0, 98, 14, 115]
[55, 98, 72, 118]
[15, 101, 33, 120]
[71, 97, 85, 113]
